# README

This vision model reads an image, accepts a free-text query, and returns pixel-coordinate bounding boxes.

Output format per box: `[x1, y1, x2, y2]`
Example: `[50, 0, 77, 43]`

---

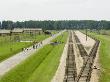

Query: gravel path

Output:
[75, 31, 95, 53]
[73, 31, 83, 75]
[90, 44, 100, 82]
[0, 30, 65, 76]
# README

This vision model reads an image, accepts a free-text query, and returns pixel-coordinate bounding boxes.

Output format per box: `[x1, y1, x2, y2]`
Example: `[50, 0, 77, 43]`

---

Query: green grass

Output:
[27, 32, 68, 82]
[0, 45, 54, 82]
[0, 33, 50, 62]
[51, 30, 59, 34]
[52, 33, 64, 42]
[0, 31, 68, 82]
[27, 43, 65, 82]
[20, 33, 49, 41]
[93, 29, 110, 36]
[81, 30, 110, 82]
[0, 42, 31, 62]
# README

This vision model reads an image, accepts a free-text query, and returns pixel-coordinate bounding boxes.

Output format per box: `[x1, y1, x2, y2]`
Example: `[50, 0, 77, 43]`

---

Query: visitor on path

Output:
[41, 41, 43, 45]
[26, 48, 29, 51]
[36, 44, 38, 49]
[24, 48, 26, 51]
[33, 44, 35, 49]
[38, 42, 41, 47]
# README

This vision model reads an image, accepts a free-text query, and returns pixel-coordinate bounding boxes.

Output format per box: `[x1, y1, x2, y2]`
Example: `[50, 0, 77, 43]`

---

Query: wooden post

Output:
[86, 27, 87, 41]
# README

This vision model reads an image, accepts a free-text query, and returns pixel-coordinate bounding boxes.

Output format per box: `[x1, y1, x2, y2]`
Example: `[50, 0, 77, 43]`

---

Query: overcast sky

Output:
[0, 0, 110, 21]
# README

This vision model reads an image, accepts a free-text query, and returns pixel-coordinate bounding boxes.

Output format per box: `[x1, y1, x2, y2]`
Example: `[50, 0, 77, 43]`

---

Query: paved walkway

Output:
[0, 30, 65, 76]
[20, 41, 33, 42]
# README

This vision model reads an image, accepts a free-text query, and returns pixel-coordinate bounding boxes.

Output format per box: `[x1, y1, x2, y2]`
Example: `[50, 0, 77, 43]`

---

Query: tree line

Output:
[0, 20, 110, 30]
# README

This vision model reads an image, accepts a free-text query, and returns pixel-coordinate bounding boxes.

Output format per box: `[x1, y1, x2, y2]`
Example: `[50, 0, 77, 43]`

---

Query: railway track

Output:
[75, 32, 100, 82]
[63, 31, 77, 82]
[64, 31, 99, 82]
[73, 32, 88, 62]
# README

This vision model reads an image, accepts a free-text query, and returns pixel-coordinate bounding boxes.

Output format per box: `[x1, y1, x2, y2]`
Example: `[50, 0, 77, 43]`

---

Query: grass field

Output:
[0, 31, 68, 82]
[90, 29, 110, 36]
[20, 33, 50, 41]
[82, 30, 110, 82]
[0, 33, 50, 62]
[0, 42, 31, 62]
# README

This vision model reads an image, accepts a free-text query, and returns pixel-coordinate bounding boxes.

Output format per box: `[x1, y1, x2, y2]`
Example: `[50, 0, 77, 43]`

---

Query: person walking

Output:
[33, 44, 35, 49]
[36, 44, 38, 49]
[41, 41, 43, 45]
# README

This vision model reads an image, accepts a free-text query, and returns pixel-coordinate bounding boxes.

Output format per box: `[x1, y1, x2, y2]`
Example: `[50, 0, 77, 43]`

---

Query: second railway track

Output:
[63, 31, 77, 82]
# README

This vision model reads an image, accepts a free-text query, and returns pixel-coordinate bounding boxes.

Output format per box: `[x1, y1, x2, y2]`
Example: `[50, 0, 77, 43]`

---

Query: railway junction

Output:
[52, 30, 100, 82]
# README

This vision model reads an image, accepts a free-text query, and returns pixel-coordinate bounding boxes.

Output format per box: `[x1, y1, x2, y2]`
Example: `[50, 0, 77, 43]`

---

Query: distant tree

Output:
[1, 20, 110, 30]
[2, 21, 13, 29]
[0, 22, 1, 29]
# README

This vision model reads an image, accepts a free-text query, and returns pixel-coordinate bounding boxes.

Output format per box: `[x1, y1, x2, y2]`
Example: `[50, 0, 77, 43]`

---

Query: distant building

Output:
[11, 28, 24, 35]
[23, 28, 42, 34]
[0, 28, 43, 36]
[0, 29, 11, 36]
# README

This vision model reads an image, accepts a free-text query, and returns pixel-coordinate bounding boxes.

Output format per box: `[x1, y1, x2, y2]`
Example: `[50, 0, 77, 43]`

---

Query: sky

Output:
[0, 0, 110, 21]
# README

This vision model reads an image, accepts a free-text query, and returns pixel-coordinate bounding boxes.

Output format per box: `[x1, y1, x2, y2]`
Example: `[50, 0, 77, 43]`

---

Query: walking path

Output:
[0, 30, 65, 76]
[20, 41, 33, 42]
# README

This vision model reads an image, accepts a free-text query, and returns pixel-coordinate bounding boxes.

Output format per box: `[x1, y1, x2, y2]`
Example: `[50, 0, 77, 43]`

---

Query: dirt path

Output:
[75, 31, 95, 53]
[90, 44, 100, 82]
[0, 30, 65, 76]
[20, 41, 33, 42]
[51, 32, 69, 82]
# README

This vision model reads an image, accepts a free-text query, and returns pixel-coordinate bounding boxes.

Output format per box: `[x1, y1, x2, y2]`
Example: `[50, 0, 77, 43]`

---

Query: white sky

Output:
[0, 0, 110, 21]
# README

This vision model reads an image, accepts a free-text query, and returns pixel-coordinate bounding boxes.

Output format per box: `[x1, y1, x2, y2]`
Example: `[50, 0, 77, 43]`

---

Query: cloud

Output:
[44, 0, 88, 5]
[0, 0, 110, 21]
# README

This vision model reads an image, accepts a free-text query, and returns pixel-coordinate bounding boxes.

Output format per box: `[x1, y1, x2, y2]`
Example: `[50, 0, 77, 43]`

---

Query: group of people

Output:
[22, 41, 43, 52]
[32, 41, 43, 49]
[22, 47, 30, 52]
